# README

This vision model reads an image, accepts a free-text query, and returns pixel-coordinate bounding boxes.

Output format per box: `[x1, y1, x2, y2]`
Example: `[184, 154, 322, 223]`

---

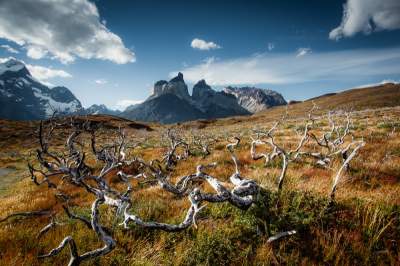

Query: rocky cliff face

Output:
[224, 86, 287, 113]
[149, 72, 190, 101]
[0, 59, 83, 120]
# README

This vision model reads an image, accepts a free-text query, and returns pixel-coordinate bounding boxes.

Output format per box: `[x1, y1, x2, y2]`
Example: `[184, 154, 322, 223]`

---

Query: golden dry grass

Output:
[0, 84, 400, 265]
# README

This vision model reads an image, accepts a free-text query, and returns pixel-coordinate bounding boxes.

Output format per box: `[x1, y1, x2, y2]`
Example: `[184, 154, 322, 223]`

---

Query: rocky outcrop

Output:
[224, 86, 287, 113]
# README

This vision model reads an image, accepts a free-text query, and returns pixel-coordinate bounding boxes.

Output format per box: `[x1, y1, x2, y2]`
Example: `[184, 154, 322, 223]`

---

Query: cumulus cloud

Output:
[330, 0, 400, 40]
[26, 46, 48, 60]
[26, 64, 72, 87]
[172, 47, 400, 86]
[95, 79, 108, 85]
[296, 48, 312, 57]
[0, 44, 19, 54]
[191, 38, 221, 50]
[115, 99, 144, 110]
[0, 0, 135, 64]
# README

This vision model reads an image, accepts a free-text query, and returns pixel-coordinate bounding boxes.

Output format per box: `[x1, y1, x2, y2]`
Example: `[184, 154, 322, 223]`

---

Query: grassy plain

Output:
[0, 83, 399, 265]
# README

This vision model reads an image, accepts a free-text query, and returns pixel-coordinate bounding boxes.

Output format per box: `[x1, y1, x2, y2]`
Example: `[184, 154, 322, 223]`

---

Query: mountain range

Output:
[121, 73, 286, 123]
[0, 59, 286, 123]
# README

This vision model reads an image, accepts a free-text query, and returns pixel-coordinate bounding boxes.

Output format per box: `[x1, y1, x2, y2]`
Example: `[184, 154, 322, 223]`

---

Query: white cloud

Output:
[191, 38, 221, 50]
[26, 64, 72, 87]
[115, 99, 144, 110]
[173, 47, 400, 86]
[268, 43, 275, 51]
[330, 0, 400, 40]
[296, 48, 312, 57]
[95, 79, 108, 85]
[26, 46, 48, 59]
[0, 0, 135, 64]
[0, 44, 19, 54]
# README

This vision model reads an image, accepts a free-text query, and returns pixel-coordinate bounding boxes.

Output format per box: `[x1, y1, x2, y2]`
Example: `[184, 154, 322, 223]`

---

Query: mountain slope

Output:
[0, 59, 82, 120]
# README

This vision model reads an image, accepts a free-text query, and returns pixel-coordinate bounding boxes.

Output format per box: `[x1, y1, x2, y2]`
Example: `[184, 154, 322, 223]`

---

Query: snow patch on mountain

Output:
[32, 88, 81, 116]
[0, 58, 25, 75]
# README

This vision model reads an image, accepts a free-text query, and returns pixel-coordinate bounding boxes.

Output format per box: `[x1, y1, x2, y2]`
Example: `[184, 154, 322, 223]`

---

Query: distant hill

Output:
[240, 82, 400, 125]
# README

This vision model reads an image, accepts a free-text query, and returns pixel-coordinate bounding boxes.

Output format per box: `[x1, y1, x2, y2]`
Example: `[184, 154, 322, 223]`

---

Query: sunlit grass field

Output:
[0, 84, 399, 265]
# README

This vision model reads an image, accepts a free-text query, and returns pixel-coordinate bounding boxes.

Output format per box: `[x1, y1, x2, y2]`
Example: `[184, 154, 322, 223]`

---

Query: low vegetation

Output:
[0, 91, 400, 265]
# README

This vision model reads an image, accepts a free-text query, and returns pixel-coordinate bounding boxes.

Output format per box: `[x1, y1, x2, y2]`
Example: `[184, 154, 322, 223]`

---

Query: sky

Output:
[0, 0, 400, 110]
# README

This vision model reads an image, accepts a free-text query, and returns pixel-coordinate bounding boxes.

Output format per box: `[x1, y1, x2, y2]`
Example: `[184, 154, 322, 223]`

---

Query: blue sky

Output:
[0, 0, 400, 110]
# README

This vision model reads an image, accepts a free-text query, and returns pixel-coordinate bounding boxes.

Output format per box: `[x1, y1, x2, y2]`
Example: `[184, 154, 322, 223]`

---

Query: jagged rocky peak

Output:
[192, 79, 213, 99]
[150, 72, 190, 100]
[169, 72, 184, 82]
[224, 86, 287, 113]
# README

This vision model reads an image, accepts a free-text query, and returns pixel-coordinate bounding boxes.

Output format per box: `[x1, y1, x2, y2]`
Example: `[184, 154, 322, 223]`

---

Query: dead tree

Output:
[161, 128, 191, 170]
[250, 110, 313, 192]
[328, 140, 365, 204]
[11, 118, 262, 265]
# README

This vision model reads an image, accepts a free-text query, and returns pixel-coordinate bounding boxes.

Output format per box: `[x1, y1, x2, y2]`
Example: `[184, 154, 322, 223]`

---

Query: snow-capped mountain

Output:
[224, 86, 287, 113]
[84, 104, 121, 116]
[0, 59, 83, 120]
